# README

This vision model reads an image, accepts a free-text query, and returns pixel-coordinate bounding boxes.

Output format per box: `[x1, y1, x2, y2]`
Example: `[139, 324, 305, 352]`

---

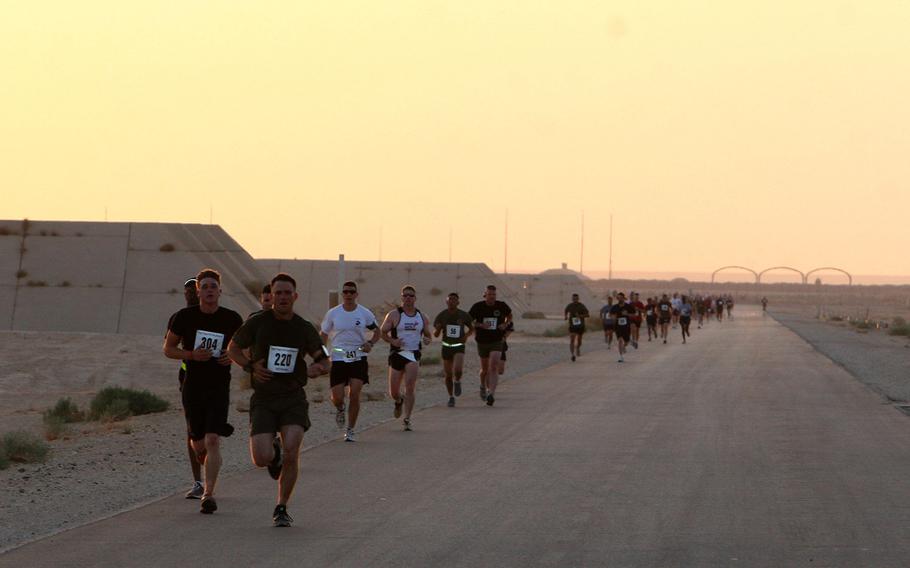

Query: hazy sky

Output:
[2, 1, 908, 282]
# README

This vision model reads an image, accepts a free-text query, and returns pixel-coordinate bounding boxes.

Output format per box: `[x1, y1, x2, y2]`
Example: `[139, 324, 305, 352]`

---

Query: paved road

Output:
[4, 310, 910, 567]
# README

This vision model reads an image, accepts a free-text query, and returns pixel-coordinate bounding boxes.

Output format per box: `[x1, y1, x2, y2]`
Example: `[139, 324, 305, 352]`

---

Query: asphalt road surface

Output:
[4, 309, 910, 567]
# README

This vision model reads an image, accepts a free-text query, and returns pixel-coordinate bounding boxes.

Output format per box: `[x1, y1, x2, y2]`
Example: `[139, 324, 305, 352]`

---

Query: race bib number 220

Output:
[268, 345, 299, 373]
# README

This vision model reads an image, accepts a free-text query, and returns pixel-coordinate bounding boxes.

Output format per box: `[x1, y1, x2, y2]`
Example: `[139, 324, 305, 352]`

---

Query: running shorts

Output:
[615, 326, 631, 342]
[476, 341, 504, 358]
[659, 317, 671, 325]
[569, 325, 586, 335]
[182, 386, 232, 442]
[646, 315, 657, 326]
[602, 319, 615, 331]
[250, 390, 310, 435]
[680, 315, 691, 326]
[329, 358, 369, 387]
[388, 351, 421, 371]
[441, 345, 466, 361]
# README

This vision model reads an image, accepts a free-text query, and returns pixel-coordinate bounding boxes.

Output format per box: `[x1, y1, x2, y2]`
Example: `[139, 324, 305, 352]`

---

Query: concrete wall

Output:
[0, 221, 264, 334]
[500, 273, 602, 317]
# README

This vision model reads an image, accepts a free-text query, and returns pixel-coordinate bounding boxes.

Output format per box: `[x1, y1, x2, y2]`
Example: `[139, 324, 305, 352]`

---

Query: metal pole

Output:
[608, 213, 613, 280]
[580, 212, 585, 275]
[504, 209, 509, 274]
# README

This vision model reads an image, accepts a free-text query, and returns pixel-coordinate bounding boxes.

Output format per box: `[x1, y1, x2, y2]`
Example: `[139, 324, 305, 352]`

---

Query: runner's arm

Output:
[164, 331, 208, 362]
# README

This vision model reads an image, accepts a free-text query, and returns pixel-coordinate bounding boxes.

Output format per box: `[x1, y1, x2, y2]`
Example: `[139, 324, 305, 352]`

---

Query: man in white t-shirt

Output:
[320, 281, 380, 442]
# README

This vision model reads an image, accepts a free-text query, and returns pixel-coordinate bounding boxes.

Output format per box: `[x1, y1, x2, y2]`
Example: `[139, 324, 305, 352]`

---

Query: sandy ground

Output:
[770, 307, 910, 404]
[0, 318, 580, 551]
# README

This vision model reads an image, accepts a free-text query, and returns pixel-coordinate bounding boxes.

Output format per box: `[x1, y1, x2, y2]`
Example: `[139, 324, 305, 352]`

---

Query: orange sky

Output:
[2, 2, 909, 282]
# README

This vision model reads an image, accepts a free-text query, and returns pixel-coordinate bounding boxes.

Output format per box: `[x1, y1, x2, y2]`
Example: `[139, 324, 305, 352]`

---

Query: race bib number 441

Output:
[268, 345, 299, 373]
[194, 330, 225, 358]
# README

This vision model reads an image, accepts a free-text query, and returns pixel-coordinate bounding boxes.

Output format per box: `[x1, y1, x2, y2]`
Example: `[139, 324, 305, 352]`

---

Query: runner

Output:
[629, 292, 645, 348]
[165, 278, 203, 499]
[761, 296, 769, 313]
[564, 293, 590, 362]
[320, 281, 379, 441]
[716, 296, 726, 322]
[433, 292, 474, 408]
[679, 295, 693, 344]
[609, 292, 635, 363]
[381, 285, 432, 430]
[695, 294, 707, 328]
[164, 268, 243, 515]
[657, 293, 673, 344]
[670, 293, 682, 329]
[726, 296, 735, 319]
[469, 285, 513, 406]
[228, 272, 329, 527]
[644, 297, 659, 341]
[600, 296, 615, 349]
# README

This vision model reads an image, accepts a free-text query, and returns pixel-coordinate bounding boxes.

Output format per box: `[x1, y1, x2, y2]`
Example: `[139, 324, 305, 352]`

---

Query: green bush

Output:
[893, 317, 907, 328]
[44, 397, 84, 423]
[888, 325, 910, 337]
[89, 387, 169, 421]
[0, 445, 9, 470]
[42, 415, 69, 440]
[828, 315, 843, 322]
[2, 431, 50, 464]
[521, 311, 546, 319]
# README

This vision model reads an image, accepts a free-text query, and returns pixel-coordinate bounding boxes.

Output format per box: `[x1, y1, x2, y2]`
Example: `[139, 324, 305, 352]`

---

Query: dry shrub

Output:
[2, 431, 50, 464]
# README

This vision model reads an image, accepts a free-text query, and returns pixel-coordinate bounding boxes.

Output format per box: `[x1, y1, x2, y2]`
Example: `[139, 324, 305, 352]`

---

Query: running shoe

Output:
[185, 480, 204, 500]
[273, 505, 294, 527]
[571, 355, 576, 362]
[393, 397, 404, 419]
[632, 341, 638, 349]
[335, 404, 346, 429]
[200, 496, 217, 514]
[486, 393, 495, 407]
[267, 436, 283, 480]
[618, 356, 624, 363]
[663, 339, 667, 344]
[344, 428, 356, 442]
[403, 418, 412, 431]
[447, 396, 455, 407]
[480, 387, 487, 401]
[454, 381, 462, 397]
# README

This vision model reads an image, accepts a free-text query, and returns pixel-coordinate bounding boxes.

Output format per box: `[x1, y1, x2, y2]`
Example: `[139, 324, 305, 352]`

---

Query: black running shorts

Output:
[329, 358, 369, 387]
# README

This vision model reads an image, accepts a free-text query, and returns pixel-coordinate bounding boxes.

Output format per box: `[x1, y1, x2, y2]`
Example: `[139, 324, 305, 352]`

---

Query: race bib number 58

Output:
[268, 346, 299, 373]
[194, 330, 225, 358]
[446, 324, 461, 338]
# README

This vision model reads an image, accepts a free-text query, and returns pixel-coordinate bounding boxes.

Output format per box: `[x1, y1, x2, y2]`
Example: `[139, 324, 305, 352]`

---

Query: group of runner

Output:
[566, 291, 737, 362]
[163, 270, 513, 527]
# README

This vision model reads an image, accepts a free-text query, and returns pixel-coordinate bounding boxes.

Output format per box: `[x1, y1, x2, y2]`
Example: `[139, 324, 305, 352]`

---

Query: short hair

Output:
[486, 285, 497, 291]
[183, 278, 197, 288]
[271, 272, 297, 289]
[572, 293, 579, 297]
[261, 284, 271, 295]
[447, 292, 459, 299]
[343, 281, 357, 291]
[195, 268, 221, 285]
[401, 285, 416, 294]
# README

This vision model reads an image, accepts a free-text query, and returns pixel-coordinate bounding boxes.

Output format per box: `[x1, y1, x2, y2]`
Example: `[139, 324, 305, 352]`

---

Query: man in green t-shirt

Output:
[228, 273, 329, 528]
[433, 292, 474, 407]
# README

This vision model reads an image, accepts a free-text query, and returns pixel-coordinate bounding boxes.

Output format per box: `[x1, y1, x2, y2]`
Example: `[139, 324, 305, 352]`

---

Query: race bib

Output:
[646, 309, 653, 315]
[661, 305, 669, 311]
[194, 330, 225, 358]
[446, 324, 462, 338]
[571, 317, 581, 326]
[483, 317, 498, 330]
[618, 317, 628, 326]
[333, 347, 362, 363]
[268, 345, 298, 373]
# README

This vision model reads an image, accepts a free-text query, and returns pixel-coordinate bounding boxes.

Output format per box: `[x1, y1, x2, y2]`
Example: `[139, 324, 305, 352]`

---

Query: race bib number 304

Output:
[268, 345, 299, 373]
[194, 330, 225, 358]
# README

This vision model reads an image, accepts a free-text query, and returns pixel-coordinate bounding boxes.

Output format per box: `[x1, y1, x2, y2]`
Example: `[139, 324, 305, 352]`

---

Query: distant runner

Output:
[228, 272, 330, 527]
[761, 296, 768, 313]
[381, 285, 432, 430]
[644, 297, 659, 342]
[600, 296, 615, 349]
[320, 281, 379, 442]
[469, 285, 513, 406]
[164, 268, 243, 515]
[657, 293, 673, 344]
[630, 292, 645, 349]
[564, 293, 590, 362]
[726, 296, 735, 319]
[609, 292, 634, 363]
[679, 295, 693, 344]
[716, 296, 725, 322]
[433, 292, 474, 407]
[670, 293, 682, 329]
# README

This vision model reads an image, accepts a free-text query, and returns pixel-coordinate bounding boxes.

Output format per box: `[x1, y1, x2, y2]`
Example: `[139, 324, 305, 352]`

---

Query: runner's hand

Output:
[307, 362, 328, 378]
[361, 342, 373, 353]
[390, 338, 403, 348]
[216, 352, 232, 366]
[251, 360, 273, 382]
[191, 348, 212, 362]
[422, 335, 431, 346]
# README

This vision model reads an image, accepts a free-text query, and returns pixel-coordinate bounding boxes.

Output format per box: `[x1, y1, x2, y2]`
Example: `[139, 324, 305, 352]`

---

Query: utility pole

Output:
[448, 226, 452, 263]
[379, 226, 383, 261]
[504, 209, 509, 274]
[579, 212, 585, 275]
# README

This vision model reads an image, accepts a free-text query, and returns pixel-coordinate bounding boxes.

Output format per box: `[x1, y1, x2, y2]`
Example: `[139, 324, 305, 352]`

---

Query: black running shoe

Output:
[393, 397, 404, 418]
[571, 355, 576, 362]
[273, 505, 293, 527]
[200, 496, 217, 514]
[403, 418, 412, 431]
[486, 393, 495, 406]
[454, 381, 462, 397]
[447, 396, 455, 407]
[267, 436, 283, 480]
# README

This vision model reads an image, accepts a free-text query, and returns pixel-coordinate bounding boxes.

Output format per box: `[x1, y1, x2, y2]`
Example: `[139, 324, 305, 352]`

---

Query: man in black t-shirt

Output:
[564, 293, 590, 362]
[609, 292, 635, 363]
[165, 277, 203, 499]
[164, 268, 243, 515]
[657, 294, 673, 344]
[228, 272, 329, 528]
[468, 285, 512, 407]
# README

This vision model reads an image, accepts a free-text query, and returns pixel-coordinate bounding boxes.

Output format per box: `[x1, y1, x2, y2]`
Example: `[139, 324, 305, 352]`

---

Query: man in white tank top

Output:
[320, 281, 379, 442]
[380, 285, 432, 431]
